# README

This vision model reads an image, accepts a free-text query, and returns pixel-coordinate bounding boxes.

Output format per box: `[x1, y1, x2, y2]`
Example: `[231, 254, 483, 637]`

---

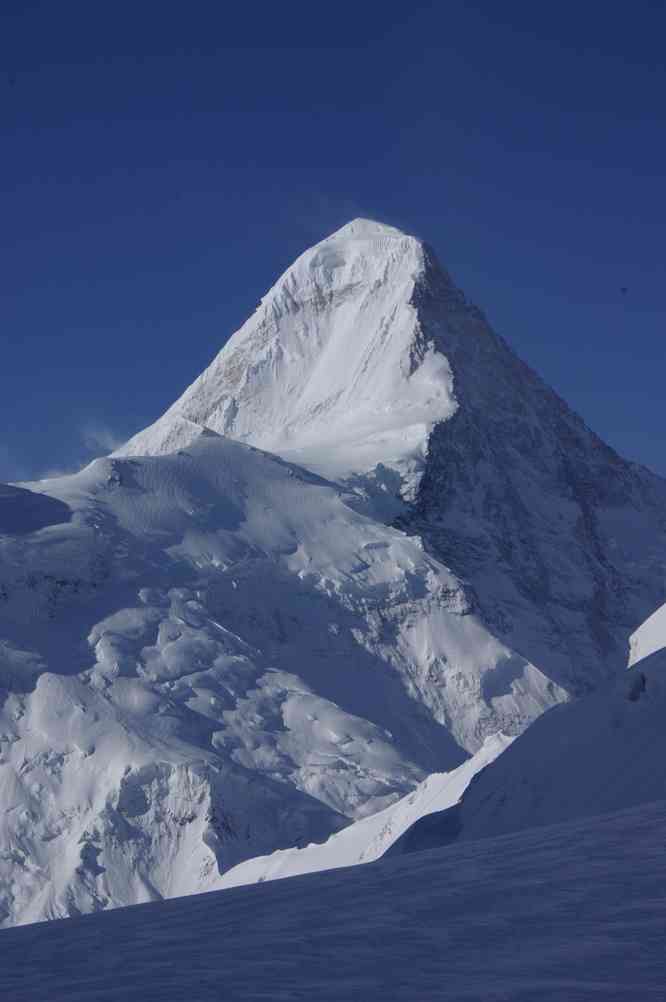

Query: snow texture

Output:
[119, 220, 457, 495]
[219, 732, 512, 887]
[390, 634, 666, 855]
[3, 799, 665, 1001]
[0, 435, 557, 926]
[629, 601, 666, 667]
[118, 217, 666, 699]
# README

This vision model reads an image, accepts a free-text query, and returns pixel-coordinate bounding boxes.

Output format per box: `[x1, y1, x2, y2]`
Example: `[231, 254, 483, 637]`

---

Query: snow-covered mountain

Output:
[119, 220, 456, 496]
[208, 606, 666, 890]
[2, 218, 665, 927]
[118, 218, 666, 696]
[0, 433, 558, 926]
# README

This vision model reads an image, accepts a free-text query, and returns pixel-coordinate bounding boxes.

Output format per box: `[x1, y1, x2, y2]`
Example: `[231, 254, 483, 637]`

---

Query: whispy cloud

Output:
[0, 420, 129, 485]
[80, 422, 125, 457]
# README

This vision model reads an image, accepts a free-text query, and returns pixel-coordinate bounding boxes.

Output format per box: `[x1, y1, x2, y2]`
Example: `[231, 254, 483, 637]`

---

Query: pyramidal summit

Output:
[118, 219, 457, 495]
[0, 219, 665, 928]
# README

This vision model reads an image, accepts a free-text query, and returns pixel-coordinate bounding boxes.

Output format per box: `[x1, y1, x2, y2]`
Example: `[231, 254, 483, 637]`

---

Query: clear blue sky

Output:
[2, 0, 665, 480]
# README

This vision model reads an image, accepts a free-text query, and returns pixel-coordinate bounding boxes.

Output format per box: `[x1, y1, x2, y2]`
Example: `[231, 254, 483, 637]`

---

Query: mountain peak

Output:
[118, 220, 455, 491]
[324, 217, 415, 241]
[265, 218, 427, 313]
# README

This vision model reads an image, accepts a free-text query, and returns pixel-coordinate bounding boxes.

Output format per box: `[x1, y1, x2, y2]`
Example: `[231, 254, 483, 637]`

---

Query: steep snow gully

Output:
[0, 218, 665, 928]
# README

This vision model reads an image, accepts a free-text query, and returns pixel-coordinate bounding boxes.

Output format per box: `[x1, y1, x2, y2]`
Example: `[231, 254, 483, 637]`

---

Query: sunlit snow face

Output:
[116, 220, 458, 493]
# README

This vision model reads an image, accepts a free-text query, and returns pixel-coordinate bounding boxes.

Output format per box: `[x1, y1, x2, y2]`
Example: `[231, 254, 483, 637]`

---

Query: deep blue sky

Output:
[2, 0, 665, 480]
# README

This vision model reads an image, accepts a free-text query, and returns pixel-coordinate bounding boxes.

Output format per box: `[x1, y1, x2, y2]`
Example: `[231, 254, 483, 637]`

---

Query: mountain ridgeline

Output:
[406, 242, 666, 693]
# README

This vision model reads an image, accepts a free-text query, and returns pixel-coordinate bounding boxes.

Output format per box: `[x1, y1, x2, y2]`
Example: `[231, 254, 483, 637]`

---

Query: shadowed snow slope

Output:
[117, 218, 666, 700]
[0, 434, 559, 926]
[389, 638, 666, 856]
[3, 800, 666, 1001]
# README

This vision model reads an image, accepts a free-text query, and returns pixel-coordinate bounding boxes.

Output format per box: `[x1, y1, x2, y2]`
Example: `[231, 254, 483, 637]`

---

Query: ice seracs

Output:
[0, 434, 561, 926]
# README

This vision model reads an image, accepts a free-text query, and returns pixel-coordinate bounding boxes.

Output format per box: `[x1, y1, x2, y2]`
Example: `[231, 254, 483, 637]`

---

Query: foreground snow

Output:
[3, 799, 665, 1001]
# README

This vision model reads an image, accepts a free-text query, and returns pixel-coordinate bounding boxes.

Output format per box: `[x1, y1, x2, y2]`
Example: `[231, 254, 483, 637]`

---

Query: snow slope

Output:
[4, 799, 666, 1001]
[0, 433, 559, 926]
[117, 217, 666, 699]
[629, 601, 666, 667]
[390, 625, 666, 855]
[219, 732, 512, 888]
[119, 220, 457, 494]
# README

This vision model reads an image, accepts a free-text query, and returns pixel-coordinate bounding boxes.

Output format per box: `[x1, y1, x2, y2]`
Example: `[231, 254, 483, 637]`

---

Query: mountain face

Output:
[120, 220, 457, 497]
[407, 265, 666, 694]
[1, 218, 665, 927]
[216, 732, 512, 890]
[193, 607, 666, 891]
[120, 218, 666, 693]
[0, 433, 559, 926]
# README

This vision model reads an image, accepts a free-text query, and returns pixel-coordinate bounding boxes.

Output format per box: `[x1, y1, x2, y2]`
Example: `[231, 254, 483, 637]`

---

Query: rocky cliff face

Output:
[404, 246, 666, 691]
